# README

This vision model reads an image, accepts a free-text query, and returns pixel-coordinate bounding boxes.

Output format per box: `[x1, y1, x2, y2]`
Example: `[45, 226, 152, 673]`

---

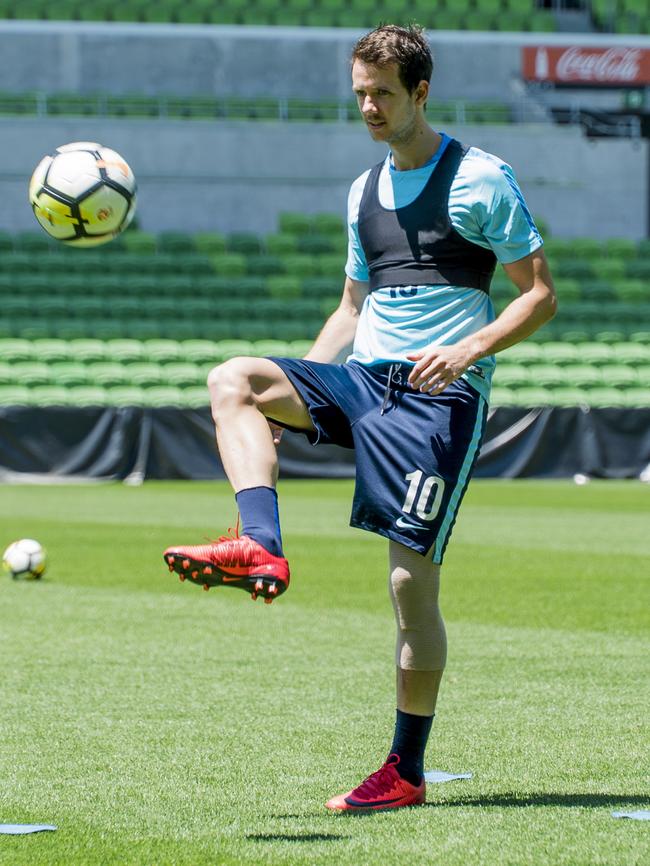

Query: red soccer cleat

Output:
[325, 754, 426, 813]
[163, 531, 289, 603]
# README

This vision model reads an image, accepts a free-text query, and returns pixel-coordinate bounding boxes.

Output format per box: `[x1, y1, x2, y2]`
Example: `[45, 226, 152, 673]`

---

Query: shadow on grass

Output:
[247, 832, 350, 842]
[430, 793, 650, 809]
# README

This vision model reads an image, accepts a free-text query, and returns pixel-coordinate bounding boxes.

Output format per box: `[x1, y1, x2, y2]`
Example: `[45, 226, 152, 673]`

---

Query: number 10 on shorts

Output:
[402, 470, 445, 521]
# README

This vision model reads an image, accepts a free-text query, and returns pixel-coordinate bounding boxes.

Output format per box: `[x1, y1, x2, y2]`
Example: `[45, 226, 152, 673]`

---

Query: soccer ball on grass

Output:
[2, 539, 47, 580]
[29, 141, 137, 247]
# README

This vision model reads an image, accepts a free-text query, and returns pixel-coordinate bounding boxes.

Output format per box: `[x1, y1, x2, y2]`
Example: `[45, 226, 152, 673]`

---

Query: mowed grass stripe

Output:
[0, 481, 648, 865]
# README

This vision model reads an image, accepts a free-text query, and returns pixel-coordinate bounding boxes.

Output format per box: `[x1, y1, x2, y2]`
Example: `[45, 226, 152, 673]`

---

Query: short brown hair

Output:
[351, 24, 433, 94]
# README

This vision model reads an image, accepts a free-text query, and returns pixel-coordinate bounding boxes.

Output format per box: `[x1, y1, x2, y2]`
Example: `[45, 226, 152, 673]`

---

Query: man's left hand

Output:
[406, 344, 474, 394]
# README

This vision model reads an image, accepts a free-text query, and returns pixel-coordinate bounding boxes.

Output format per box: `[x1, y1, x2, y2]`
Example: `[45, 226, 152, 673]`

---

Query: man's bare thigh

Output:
[217, 356, 316, 432]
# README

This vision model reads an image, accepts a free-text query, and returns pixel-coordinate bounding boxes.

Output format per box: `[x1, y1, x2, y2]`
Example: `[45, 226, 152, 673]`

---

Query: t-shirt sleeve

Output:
[449, 150, 543, 264]
[345, 170, 371, 282]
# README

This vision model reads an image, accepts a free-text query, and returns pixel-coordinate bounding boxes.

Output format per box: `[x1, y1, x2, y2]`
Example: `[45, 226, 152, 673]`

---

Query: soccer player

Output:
[164, 24, 556, 812]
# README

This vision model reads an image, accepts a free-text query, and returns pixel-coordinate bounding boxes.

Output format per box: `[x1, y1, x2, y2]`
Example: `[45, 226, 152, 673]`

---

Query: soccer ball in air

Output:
[29, 141, 137, 246]
[2, 538, 47, 580]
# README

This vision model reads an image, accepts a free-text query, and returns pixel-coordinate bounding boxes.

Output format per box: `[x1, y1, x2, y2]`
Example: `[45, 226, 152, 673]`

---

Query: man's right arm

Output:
[304, 277, 368, 364]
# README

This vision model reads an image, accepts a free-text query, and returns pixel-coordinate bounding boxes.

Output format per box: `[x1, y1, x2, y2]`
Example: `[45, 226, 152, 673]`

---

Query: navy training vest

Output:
[357, 138, 497, 294]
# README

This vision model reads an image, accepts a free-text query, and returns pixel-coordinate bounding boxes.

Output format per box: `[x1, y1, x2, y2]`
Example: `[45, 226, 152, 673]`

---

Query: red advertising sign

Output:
[522, 45, 650, 85]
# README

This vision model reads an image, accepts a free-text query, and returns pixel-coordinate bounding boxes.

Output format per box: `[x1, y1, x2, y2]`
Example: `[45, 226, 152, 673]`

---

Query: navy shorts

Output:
[268, 358, 488, 563]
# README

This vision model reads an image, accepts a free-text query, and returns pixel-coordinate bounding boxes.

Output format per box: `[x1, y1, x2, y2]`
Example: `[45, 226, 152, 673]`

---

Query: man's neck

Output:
[390, 126, 442, 172]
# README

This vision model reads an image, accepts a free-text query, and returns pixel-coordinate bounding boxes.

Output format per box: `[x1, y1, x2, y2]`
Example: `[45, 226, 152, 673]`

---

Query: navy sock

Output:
[389, 709, 434, 786]
[235, 486, 284, 557]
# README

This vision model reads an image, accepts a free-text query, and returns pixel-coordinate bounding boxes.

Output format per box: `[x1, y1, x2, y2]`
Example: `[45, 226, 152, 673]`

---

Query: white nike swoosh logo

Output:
[395, 517, 423, 530]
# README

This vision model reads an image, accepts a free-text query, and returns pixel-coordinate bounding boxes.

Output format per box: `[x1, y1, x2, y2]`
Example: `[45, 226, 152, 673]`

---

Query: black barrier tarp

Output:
[0, 406, 648, 481]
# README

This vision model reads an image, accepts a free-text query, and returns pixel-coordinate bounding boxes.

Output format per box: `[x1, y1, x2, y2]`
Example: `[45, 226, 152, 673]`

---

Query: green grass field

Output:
[0, 479, 648, 866]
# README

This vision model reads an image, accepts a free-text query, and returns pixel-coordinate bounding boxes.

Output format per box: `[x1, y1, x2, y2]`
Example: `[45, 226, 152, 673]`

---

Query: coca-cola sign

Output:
[522, 45, 650, 85]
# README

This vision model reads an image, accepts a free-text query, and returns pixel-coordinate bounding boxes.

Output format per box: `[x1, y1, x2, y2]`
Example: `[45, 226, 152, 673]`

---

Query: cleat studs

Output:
[191, 570, 199, 579]
[269, 582, 278, 595]
[255, 579, 264, 592]
[264, 597, 273, 605]
[168, 565, 175, 573]
[179, 575, 186, 582]
[182, 559, 190, 569]
[251, 592, 258, 601]
[203, 584, 210, 591]
[203, 566, 213, 575]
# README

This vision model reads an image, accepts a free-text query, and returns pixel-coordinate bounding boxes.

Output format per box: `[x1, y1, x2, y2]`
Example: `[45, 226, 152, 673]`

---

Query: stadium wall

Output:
[2, 21, 650, 101]
[0, 406, 648, 482]
[4, 118, 646, 238]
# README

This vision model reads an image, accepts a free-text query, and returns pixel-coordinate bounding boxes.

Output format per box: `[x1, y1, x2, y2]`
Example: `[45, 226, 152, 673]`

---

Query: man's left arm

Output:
[407, 248, 557, 393]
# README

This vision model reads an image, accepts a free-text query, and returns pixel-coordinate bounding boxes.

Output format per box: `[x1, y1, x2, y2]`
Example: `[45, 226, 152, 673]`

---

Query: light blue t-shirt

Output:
[345, 133, 543, 398]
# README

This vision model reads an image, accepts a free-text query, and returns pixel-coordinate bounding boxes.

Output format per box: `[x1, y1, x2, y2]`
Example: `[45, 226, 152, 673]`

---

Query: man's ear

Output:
[414, 80, 429, 107]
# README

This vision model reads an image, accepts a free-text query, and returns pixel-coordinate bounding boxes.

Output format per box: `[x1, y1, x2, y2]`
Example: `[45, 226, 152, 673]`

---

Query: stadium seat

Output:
[141, 386, 184, 407]
[65, 386, 109, 406]
[511, 387, 553, 407]
[550, 387, 591, 407]
[12, 362, 50, 387]
[105, 385, 146, 406]
[49, 362, 89, 387]
[0, 385, 31, 405]
[29, 385, 69, 406]
[0, 339, 33, 362]
[162, 363, 202, 387]
[586, 387, 628, 408]
[86, 362, 131, 387]
[143, 339, 183, 363]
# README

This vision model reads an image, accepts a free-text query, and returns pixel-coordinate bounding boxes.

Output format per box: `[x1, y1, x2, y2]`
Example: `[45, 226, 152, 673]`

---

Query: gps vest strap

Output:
[357, 138, 497, 294]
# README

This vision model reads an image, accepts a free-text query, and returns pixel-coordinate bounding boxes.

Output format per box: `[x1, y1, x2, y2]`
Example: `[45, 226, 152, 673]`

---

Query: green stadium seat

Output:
[511, 386, 553, 407]
[611, 342, 650, 365]
[579, 343, 614, 366]
[550, 387, 591, 407]
[122, 232, 158, 254]
[65, 386, 109, 406]
[494, 363, 530, 388]
[0, 361, 13, 385]
[48, 362, 89, 387]
[182, 386, 210, 409]
[163, 363, 202, 387]
[0, 385, 31, 405]
[211, 253, 247, 277]
[267, 276, 301, 300]
[12, 362, 50, 387]
[86, 362, 131, 387]
[534, 364, 567, 389]
[569, 364, 604, 389]
[141, 386, 184, 407]
[125, 363, 165, 387]
[29, 385, 70, 406]
[215, 340, 255, 361]
[30, 339, 71, 363]
[67, 339, 108, 363]
[143, 339, 183, 363]
[607, 365, 640, 388]
[105, 385, 146, 406]
[541, 342, 579, 366]
[194, 233, 227, 255]
[488, 386, 516, 407]
[228, 233, 262, 255]
[279, 213, 313, 235]
[252, 340, 293, 357]
[586, 387, 628, 408]
[289, 340, 312, 357]
[0, 339, 33, 362]
[624, 388, 650, 407]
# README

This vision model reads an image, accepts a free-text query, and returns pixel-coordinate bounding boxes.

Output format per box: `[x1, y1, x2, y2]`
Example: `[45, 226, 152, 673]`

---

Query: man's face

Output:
[352, 59, 425, 146]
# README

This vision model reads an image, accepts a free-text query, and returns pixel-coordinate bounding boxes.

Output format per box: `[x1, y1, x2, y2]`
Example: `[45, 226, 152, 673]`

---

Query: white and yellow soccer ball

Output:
[29, 141, 137, 247]
[2, 538, 47, 580]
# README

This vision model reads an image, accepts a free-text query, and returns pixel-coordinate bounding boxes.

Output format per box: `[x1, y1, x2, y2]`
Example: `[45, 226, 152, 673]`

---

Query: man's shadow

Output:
[425, 792, 649, 809]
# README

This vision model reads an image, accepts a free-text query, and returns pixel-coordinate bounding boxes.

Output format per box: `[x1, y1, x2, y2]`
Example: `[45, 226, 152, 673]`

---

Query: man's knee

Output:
[389, 563, 447, 671]
[207, 357, 255, 418]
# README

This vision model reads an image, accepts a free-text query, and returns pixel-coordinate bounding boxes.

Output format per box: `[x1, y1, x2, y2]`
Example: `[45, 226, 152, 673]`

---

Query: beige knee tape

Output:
[389, 564, 447, 672]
